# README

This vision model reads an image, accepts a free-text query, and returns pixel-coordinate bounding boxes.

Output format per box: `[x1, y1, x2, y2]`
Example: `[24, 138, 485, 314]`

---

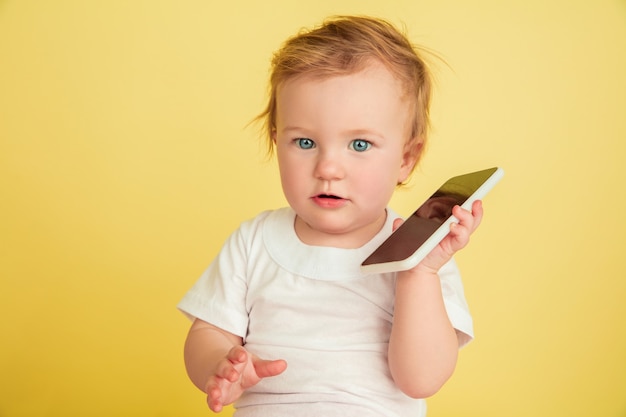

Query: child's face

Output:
[274, 61, 417, 248]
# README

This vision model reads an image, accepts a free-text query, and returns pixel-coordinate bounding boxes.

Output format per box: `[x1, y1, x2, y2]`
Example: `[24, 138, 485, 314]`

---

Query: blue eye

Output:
[350, 139, 371, 152]
[296, 138, 315, 149]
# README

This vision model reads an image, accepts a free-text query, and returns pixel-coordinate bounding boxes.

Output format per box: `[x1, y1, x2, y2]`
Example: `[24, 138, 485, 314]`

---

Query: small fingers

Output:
[447, 201, 485, 251]
[451, 201, 483, 232]
[392, 218, 404, 232]
[470, 200, 483, 229]
[254, 359, 288, 379]
[214, 358, 240, 382]
[213, 346, 248, 384]
[227, 345, 248, 364]
[205, 347, 251, 413]
[206, 378, 225, 412]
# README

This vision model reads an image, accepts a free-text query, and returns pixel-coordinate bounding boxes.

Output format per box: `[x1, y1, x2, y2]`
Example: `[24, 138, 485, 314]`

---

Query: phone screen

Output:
[361, 167, 499, 269]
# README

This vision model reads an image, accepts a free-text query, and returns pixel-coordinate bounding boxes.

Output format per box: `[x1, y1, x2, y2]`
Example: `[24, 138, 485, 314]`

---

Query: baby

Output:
[178, 15, 481, 417]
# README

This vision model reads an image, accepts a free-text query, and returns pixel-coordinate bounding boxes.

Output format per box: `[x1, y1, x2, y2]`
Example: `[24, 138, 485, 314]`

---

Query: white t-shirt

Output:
[178, 207, 473, 417]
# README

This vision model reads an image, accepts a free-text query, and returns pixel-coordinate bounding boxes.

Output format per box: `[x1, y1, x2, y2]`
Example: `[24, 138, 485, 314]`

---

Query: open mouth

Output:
[313, 193, 346, 208]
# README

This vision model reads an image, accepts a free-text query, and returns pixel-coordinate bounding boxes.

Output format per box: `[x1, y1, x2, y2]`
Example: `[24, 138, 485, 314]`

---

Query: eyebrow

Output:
[343, 129, 386, 140]
[280, 126, 386, 140]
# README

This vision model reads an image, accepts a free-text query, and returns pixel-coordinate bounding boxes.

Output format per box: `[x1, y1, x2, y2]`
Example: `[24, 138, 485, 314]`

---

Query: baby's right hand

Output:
[206, 345, 287, 413]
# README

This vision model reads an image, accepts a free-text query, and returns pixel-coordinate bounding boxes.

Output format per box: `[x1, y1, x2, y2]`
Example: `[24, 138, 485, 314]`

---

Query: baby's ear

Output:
[398, 137, 423, 182]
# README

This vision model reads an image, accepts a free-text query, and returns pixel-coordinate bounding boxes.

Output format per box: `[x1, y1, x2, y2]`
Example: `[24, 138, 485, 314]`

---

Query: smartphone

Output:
[360, 167, 504, 274]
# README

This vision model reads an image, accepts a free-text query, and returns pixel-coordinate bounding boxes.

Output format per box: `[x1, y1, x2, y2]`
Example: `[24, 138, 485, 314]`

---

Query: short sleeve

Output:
[438, 258, 474, 347]
[177, 226, 250, 338]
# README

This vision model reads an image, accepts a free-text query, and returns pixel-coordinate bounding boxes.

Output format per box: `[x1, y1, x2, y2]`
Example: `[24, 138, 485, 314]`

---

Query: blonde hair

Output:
[256, 15, 433, 169]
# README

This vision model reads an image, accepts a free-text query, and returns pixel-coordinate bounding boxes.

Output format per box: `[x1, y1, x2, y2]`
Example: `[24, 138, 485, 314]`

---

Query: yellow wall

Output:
[1, 1, 624, 416]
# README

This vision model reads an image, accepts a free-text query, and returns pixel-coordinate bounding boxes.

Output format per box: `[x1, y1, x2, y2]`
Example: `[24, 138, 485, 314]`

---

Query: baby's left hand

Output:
[394, 200, 483, 275]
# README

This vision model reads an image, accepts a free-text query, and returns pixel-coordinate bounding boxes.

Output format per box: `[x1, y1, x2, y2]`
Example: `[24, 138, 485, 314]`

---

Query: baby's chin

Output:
[294, 213, 385, 249]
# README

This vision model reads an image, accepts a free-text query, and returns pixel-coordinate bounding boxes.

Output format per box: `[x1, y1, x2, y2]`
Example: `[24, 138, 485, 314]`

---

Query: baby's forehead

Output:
[274, 77, 414, 120]
[277, 60, 406, 94]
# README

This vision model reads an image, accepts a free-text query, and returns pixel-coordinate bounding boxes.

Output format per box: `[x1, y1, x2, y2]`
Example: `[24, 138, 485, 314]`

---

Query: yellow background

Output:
[1, 1, 625, 416]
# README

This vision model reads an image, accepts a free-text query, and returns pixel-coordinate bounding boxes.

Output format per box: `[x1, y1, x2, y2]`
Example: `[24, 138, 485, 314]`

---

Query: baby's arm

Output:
[184, 319, 287, 412]
[388, 201, 483, 399]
